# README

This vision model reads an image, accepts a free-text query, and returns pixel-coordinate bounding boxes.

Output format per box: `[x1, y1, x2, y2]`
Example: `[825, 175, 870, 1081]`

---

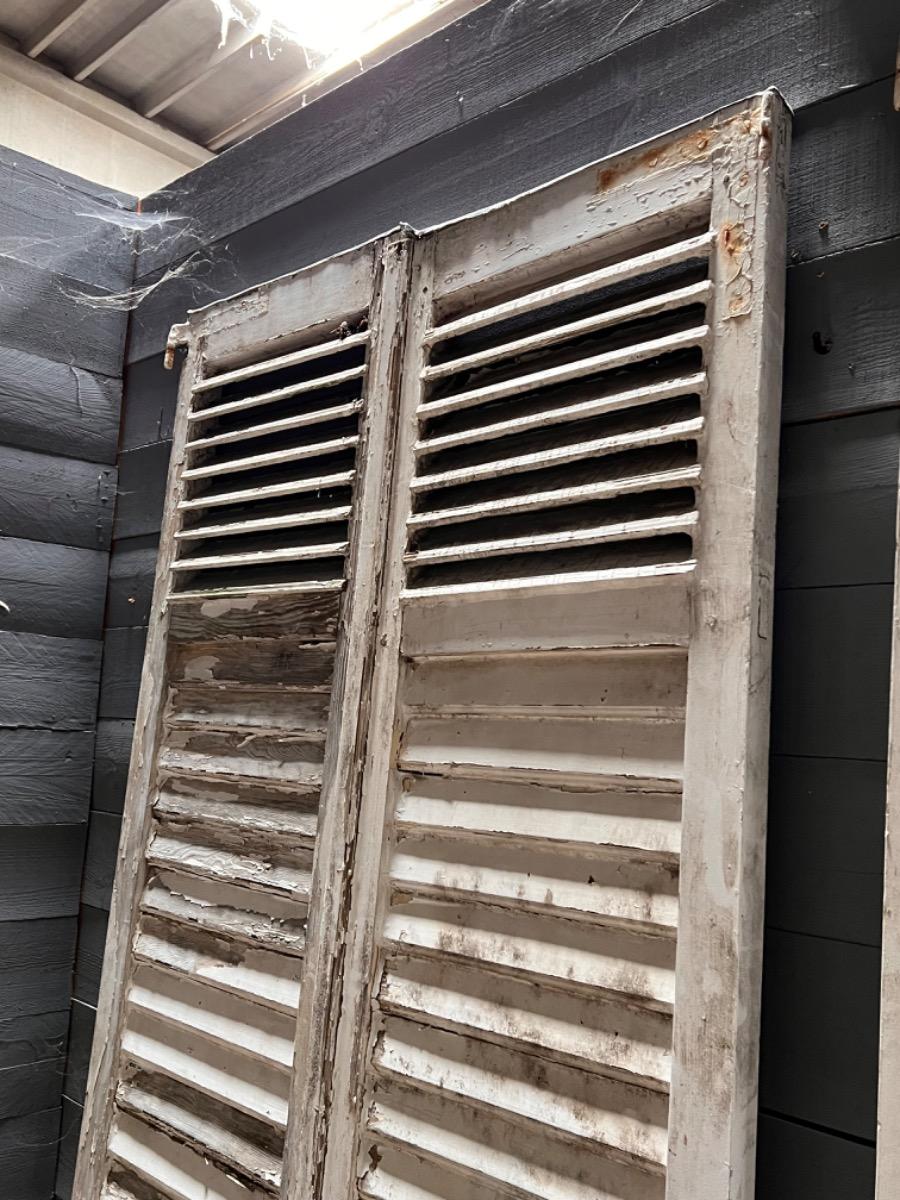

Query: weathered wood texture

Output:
[0, 1107, 62, 1200]
[0, 446, 116, 551]
[0, 537, 107, 639]
[0, 346, 121, 465]
[97, 627, 148, 720]
[0, 729, 93, 826]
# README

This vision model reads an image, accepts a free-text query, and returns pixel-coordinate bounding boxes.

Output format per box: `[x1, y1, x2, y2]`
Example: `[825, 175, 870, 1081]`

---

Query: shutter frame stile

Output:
[281, 229, 417, 1199]
[666, 92, 790, 1200]
[74, 336, 206, 1200]
[318, 236, 437, 1200]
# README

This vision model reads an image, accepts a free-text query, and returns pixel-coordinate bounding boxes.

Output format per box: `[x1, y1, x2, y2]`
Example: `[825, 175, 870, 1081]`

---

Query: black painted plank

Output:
[0, 1057, 64, 1120]
[771, 585, 892, 761]
[0, 142, 133, 208]
[81, 811, 122, 912]
[114, 441, 171, 540]
[0, 537, 107, 639]
[0, 916, 76, 1022]
[98, 628, 147, 721]
[766, 756, 885, 946]
[55, 1096, 81, 1200]
[107, 536, 160, 628]
[0, 827, 86, 922]
[0, 148, 134, 290]
[0, 632, 101, 731]
[789, 77, 900, 264]
[138, 0, 896, 277]
[91, 720, 134, 816]
[0, 1011, 68, 1073]
[0, 729, 93, 825]
[73, 905, 109, 1008]
[756, 1113, 874, 1199]
[0, 346, 121, 465]
[0, 1107, 61, 1200]
[120, 353, 179, 452]
[0, 253, 126, 377]
[776, 409, 900, 589]
[783, 236, 900, 425]
[62, 1000, 95, 1108]
[0, 445, 115, 551]
[0, 918, 77, 1018]
[760, 928, 880, 1141]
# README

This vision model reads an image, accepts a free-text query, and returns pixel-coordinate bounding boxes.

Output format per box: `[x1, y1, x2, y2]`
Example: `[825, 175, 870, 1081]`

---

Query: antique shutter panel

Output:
[323, 93, 789, 1200]
[74, 237, 411, 1200]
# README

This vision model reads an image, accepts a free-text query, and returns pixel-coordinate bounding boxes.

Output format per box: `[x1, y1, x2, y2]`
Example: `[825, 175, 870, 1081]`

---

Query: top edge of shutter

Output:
[170, 92, 786, 368]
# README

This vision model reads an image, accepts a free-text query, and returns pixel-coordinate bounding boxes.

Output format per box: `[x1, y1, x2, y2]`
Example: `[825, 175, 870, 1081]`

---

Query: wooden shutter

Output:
[74, 237, 413, 1200]
[320, 92, 789, 1200]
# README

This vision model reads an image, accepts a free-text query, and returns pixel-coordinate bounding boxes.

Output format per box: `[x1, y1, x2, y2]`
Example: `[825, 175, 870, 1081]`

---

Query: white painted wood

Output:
[664, 91, 790, 1200]
[876, 333, 900, 1197]
[418, 326, 709, 419]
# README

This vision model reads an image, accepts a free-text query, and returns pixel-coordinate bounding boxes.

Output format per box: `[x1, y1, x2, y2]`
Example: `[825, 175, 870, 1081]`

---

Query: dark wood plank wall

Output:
[54, 1, 900, 1195]
[0, 146, 133, 1200]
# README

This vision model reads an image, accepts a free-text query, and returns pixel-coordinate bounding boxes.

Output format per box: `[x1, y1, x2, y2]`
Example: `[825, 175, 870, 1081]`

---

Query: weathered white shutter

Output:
[78, 94, 788, 1200]
[320, 93, 789, 1200]
[74, 237, 413, 1200]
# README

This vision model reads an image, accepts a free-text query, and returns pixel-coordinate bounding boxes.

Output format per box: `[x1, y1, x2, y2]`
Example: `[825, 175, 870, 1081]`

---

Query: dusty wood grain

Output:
[0, 446, 115, 551]
[0, 728, 93, 825]
[0, 917, 77, 1016]
[0, 253, 126, 377]
[114, 442, 172, 541]
[0, 1107, 62, 1200]
[0, 631, 102, 730]
[0, 826, 86, 921]
[0, 142, 134, 289]
[0, 537, 107, 639]
[82, 812, 123, 912]
[783, 237, 900, 425]
[92, 720, 135, 816]
[776, 409, 899, 590]
[98, 628, 148, 721]
[74, 906, 110, 1008]
[106, 537, 160, 628]
[120, 355, 179, 453]
[0, 345, 121, 465]
[0, 1010, 68, 1073]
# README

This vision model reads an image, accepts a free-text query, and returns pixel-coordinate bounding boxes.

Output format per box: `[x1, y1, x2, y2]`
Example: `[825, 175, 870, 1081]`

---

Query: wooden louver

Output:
[77, 93, 789, 1200]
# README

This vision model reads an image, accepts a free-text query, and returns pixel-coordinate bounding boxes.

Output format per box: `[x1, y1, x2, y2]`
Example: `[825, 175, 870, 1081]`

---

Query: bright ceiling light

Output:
[211, 0, 443, 60]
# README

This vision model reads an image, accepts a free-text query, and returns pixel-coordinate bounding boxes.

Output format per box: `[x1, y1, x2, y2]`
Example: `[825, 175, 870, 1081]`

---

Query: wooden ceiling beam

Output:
[138, 24, 261, 118]
[23, 0, 96, 58]
[71, 0, 177, 81]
